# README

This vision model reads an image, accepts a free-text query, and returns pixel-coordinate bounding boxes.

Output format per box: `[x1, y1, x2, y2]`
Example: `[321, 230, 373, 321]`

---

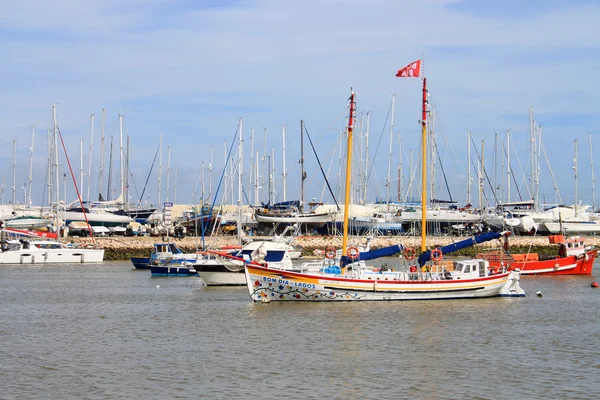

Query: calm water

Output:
[1, 260, 599, 400]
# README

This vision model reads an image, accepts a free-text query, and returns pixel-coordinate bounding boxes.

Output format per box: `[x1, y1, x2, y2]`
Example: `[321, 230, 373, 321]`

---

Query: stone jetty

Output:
[65, 234, 600, 261]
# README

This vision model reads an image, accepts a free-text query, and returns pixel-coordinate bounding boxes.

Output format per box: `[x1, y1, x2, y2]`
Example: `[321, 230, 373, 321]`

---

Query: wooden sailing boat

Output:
[244, 70, 525, 301]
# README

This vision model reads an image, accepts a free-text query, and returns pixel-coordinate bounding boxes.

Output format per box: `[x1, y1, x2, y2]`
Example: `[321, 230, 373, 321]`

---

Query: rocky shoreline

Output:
[65, 234, 600, 261]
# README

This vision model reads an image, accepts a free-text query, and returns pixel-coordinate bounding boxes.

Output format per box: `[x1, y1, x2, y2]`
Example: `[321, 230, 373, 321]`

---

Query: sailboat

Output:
[244, 69, 525, 301]
[253, 121, 335, 231]
[0, 104, 105, 264]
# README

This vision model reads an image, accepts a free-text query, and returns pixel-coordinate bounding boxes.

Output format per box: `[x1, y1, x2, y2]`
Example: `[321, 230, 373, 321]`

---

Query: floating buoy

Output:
[156, 285, 160, 288]
[536, 290, 542, 298]
[591, 281, 599, 288]
[261, 296, 271, 303]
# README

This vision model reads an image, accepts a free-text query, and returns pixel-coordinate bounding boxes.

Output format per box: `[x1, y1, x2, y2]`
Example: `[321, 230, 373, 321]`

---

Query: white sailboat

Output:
[244, 68, 524, 301]
[0, 105, 105, 264]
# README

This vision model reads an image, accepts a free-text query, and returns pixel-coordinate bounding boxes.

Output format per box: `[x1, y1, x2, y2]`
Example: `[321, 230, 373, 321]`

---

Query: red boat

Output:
[478, 235, 596, 276]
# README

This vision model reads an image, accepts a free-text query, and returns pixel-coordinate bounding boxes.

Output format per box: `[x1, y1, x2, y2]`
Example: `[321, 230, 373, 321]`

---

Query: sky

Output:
[1, 0, 599, 209]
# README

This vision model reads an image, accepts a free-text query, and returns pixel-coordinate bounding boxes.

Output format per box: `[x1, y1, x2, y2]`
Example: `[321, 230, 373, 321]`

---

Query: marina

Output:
[2, 0, 599, 398]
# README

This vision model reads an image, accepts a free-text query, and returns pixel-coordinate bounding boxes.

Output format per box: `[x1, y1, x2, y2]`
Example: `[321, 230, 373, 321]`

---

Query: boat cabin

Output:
[450, 260, 491, 279]
[549, 234, 586, 258]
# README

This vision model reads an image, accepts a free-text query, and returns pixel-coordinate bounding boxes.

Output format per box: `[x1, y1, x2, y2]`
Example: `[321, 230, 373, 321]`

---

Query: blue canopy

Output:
[417, 231, 503, 266]
[340, 244, 403, 265]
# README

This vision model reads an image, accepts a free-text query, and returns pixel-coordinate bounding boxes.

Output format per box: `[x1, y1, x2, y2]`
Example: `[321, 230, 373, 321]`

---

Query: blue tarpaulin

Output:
[340, 244, 403, 265]
[417, 231, 503, 266]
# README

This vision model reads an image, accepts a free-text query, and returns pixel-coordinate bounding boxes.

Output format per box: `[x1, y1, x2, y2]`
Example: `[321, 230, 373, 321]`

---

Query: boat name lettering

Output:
[262, 277, 315, 289]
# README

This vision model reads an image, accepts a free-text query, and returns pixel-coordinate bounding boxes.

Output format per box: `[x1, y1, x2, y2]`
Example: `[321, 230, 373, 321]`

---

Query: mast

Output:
[590, 133, 596, 211]
[28, 126, 34, 207]
[271, 148, 275, 204]
[249, 129, 255, 205]
[262, 128, 267, 204]
[208, 145, 213, 204]
[12, 139, 16, 206]
[79, 139, 84, 198]
[506, 130, 511, 203]
[52, 104, 60, 232]
[364, 112, 370, 204]
[87, 114, 94, 203]
[467, 132, 471, 205]
[119, 114, 124, 202]
[574, 139, 578, 217]
[409, 149, 413, 201]
[300, 120, 305, 211]
[342, 89, 356, 258]
[53, 104, 60, 211]
[281, 125, 287, 202]
[420, 78, 428, 252]
[397, 131, 402, 202]
[158, 132, 162, 207]
[479, 140, 484, 209]
[107, 136, 113, 200]
[255, 151, 259, 206]
[166, 146, 171, 202]
[126, 135, 130, 207]
[47, 128, 52, 207]
[386, 94, 395, 209]
[99, 109, 105, 200]
[237, 118, 243, 245]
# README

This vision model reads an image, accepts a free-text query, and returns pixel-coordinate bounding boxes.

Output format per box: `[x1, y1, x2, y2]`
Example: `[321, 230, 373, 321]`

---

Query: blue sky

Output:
[0, 0, 598, 209]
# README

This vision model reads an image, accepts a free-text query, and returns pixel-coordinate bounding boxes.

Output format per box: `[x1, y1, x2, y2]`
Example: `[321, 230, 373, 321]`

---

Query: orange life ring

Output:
[324, 247, 336, 260]
[431, 248, 443, 263]
[403, 247, 416, 261]
[347, 246, 360, 260]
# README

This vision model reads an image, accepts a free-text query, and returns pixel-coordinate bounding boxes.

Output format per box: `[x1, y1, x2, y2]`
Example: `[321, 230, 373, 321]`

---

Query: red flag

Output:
[395, 60, 421, 78]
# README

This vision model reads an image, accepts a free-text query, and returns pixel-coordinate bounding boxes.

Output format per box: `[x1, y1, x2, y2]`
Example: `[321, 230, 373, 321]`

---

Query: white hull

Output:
[543, 221, 600, 234]
[60, 211, 133, 226]
[198, 270, 246, 286]
[4, 218, 52, 229]
[245, 264, 524, 301]
[0, 248, 105, 264]
[254, 212, 332, 227]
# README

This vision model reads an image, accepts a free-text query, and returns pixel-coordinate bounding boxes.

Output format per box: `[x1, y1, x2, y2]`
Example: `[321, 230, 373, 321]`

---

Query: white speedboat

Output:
[0, 236, 104, 264]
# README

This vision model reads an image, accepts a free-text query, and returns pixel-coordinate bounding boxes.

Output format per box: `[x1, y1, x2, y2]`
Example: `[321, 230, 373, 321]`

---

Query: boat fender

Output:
[324, 247, 336, 260]
[431, 248, 443, 263]
[554, 263, 559, 270]
[347, 246, 360, 260]
[403, 247, 416, 261]
[591, 281, 599, 288]
[584, 253, 590, 261]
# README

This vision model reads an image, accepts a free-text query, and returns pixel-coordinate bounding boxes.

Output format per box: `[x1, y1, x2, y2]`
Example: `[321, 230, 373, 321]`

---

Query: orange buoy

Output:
[591, 281, 599, 288]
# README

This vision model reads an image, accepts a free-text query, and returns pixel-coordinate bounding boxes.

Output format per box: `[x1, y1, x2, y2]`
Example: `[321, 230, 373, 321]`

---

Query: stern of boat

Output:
[498, 269, 526, 297]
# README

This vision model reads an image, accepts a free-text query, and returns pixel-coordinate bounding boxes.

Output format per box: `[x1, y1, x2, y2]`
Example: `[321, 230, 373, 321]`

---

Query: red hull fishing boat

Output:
[479, 234, 596, 276]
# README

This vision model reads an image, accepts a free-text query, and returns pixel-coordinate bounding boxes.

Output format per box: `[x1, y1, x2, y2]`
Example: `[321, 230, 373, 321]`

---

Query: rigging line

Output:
[468, 135, 499, 206]
[208, 121, 240, 221]
[501, 145, 524, 202]
[508, 134, 532, 199]
[434, 142, 453, 202]
[138, 145, 160, 206]
[304, 125, 340, 210]
[366, 100, 392, 183]
[56, 126, 96, 244]
[540, 140, 563, 205]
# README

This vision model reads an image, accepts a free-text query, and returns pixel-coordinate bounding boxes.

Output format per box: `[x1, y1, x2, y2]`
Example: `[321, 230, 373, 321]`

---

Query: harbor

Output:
[66, 233, 600, 261]
[2, 0, 599, 398]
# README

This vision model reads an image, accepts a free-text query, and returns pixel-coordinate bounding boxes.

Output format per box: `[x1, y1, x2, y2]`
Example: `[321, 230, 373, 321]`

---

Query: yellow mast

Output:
[342, 90, 356, 258]
[421, 78, 428, 252]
